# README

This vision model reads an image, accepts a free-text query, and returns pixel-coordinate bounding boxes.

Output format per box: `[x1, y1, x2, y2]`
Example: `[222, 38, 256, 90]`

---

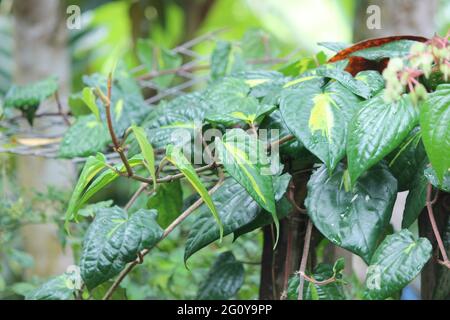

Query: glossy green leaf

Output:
[75, 155, 144, 215]
[59, 114, 111, 158]
[354, 70, 385, 95]
[387, 128, 426, 191]
[280, 81, 360, 172]
[196, 252, 244, 300]
[80, 207, 163, 290]
[305, 164, 397, 263]
[215, 129, 278, 241]
[419, 84, 450, 183]
[287, 263, 346, 300]
[131, 125, 156, 189]
[315, 66, 371, 99]
[25, 274, 78, 300]
[166, 144, 222, 238]
[81, 87, 100, 121]
[184, 179, 261, 261]
[350, 40, 421, 60]
[347, 93, 418, 185]
[65, 153, 107, 228]
[402, 165, 428, 229]
[136, 92, 207, 150]
[364, 229, 432, 300]
[424, 167, 450, 192]
[185, 173, 291, 260]
[147, 181, 183, 228]
[82, 71, 148, 136]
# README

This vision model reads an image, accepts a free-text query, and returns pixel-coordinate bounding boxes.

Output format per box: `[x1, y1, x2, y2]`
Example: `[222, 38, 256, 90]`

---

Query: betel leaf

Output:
[26, 271, 81, 300]
[185, 173, 291, 261]
[147, 180, 183, 228]
[203, 77, 276, 126]
[80, 207, 163, 290]
[280, 80, 360, 172]
[233, 193, 292, 240]
[4, 76, 58, 124]
[74, 155, 144, 216]
[259, 110, 305, 157]
[305, 164, 397, 263]
[211, 41, 232, 80]
[287, 263, 346, 300]
[136, 39, 182, 88]
[347, 93, 418, 185]
[349, 40, 420, 60]
[81, 87, 100, 121]
[130, 125, 156, 189]
[184, 179, 260, 261]
[82, 71, 148, 136]
[65, 153, 107, 228]
[387, 127, 426, 191]
[215, 129, 278, 241]
[402, 163, 428, 229]
[364, 229, 432, 300]
[137, 92, 207, 150]
[58, 114, 111, 158]
[165, 144, 223, 238]
[419, 84, 450, 184]
[424, 167, 450, 192]
[354, 70, 385, 96]
[315, 66, 371, 99]
[196, 252, 244, 300]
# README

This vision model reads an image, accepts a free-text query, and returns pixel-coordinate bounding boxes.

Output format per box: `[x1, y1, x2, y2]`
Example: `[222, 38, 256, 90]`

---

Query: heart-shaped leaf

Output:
[280, 81, 360, 172]
[364, 229, 432, 300]
[420, 84, 450, 184]
[347, 93, 418, 185]
[305, 164, 397, 263]
[80, 207, 163, 290]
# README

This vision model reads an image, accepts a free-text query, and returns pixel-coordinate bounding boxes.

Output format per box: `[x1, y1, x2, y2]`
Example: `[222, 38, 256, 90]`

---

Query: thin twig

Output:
[102, 174, 225, 300]
[298, 219, 313, 300]
[95, 74, 134, 177]
[281, 219, 294, 300]
[54, 91, 71, 126]
[426, 183, 450, 267]
[298, 272, 336, 286]
[124, 183, 150, 211]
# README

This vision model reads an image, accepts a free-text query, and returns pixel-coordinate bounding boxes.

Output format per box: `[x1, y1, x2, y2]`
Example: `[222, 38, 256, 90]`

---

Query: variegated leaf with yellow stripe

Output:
[280, 80, 360, 172]
[215, 129, 279, 242]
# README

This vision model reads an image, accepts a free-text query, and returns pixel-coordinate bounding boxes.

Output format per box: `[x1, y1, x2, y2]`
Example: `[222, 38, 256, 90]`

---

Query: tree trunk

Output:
[353, 0, 438, 41]
[259, 170, 316, 299]
[13, 0, 74, 277]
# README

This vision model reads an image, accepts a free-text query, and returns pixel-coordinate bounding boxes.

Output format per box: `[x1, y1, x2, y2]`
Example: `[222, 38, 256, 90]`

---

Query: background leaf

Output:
[196, 252, 244, 300]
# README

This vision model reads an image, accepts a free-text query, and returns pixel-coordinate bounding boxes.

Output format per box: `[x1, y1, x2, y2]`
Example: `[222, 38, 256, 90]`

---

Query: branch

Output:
[298, 219, 313, 300]
[298, 271, 336, 286]
[95, 74, 134, 177]
[426, 183, 450, 268]
[102, 173, 225, 300]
